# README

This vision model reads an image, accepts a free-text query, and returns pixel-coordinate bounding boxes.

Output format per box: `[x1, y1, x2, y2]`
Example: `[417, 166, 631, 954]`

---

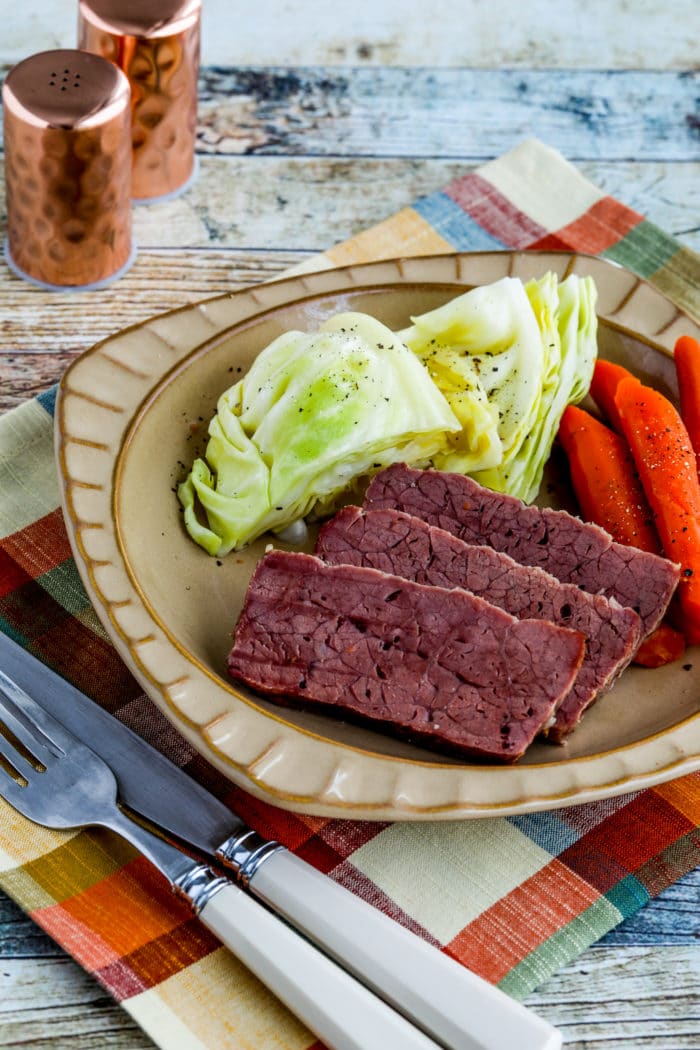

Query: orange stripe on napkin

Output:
[326, 207, 453, 266]
[56, 855, 192, 958]
[653, 774, 700, 824]
[97, 917, 221, 998]
[2, 508, 74, 578]
[548, 196, 643, 254]
[445, 858, 601, 984]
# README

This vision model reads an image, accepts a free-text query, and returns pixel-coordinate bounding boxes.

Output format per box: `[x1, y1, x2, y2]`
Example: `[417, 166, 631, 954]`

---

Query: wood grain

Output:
[1, 958, 155, 1049]
[598, 869, 700, 946]
[1, 2, 700, 1047]
[1, 69, 698, 162]
[1, 152, 698, 414]
[3, 157, 698, 257]
[94, 158, 700, 255]
[2, 915, 698, 1050]
[526, 946, 700, 1049]
[2, 0, 698, 70]
[0, 249, 307, 410]
[191, 69, 700, 162]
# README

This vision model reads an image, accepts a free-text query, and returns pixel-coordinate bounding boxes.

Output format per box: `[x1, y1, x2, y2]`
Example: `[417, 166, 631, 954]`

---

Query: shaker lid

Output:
[2, 48, 134, 290]
[2, 48, 130, 130]
[78, 0, 202, 38]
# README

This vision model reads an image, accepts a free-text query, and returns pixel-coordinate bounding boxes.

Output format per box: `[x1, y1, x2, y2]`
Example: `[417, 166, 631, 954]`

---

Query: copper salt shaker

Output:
[2, 49, 134, 290]
[79, 0, 202, 201]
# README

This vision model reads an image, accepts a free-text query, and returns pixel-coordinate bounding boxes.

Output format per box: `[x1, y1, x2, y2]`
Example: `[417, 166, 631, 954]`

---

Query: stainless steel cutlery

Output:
[0, 631, 561, 1050]
[0, 663, 444, 1050]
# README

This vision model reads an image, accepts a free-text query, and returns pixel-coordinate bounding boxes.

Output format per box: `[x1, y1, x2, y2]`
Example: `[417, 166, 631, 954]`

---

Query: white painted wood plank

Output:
[192, 68, 699, 162]
[1, 69, 696, 163]
[1, 3, 698, 1045]
[0, 958, 155, 1049]
[580, 161, 700, 250]
[128, 157, 700, 253]
[0, 0, 698, 70]
[2, 946, 698, 1049]
[598, 870, 700, 947]
[0, 249, 308, 377]
[1, 154, 698, 399]
[2, 157, 697, 259]
[525, 945, 700, 1049]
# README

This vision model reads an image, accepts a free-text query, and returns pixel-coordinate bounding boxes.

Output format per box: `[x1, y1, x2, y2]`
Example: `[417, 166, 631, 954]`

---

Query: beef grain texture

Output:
[364, 464, 680, 638]
[228, 550, 586, 762]
[316, 506, 643, 741]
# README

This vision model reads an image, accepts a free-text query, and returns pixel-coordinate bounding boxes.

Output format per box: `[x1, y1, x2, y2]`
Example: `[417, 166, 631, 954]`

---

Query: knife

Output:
[0, 668, 456, 1050]
[0, 630, 561, 1050]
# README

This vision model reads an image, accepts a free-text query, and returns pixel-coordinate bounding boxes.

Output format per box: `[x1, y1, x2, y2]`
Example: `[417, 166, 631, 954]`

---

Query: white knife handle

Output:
[248, 850, 561, 1050]
[198, 881, 441, 1050]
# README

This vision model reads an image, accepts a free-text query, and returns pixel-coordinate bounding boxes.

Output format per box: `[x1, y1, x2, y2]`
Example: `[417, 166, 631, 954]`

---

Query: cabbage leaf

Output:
[399, 277, 544, 475]
[471, 274, 597, 500]
[178, 312, 460, 554]
[179, 275, 598, 556]
[401, 274, 597, 502]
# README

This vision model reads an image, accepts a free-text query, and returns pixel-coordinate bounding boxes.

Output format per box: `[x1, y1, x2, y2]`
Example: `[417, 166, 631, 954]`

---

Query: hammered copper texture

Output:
[79, 5, 201, 200]
[2, 50, 133, 288]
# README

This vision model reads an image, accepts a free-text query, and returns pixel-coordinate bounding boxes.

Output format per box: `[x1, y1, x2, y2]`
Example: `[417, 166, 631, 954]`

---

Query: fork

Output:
[0, 682, 445, 1050]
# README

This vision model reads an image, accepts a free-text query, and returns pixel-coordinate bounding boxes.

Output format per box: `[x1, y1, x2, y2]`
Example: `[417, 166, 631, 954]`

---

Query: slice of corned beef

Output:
[364, 464, 679, 638]
[228, 550, 585, 762]
[315, 506, 643, 741]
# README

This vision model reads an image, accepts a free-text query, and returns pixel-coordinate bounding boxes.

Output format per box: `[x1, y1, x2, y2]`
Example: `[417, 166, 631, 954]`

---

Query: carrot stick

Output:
[674, 335, 700, 476]
[633, 622, 687, 668]
[614, 376, 700, 644]
[559, 403, 686, 664]
[589, 359, 639, 432]
[558, 404, 661, 552]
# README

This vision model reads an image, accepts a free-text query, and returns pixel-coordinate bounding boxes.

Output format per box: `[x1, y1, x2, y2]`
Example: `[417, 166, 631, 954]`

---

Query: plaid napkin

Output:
[2, 138, 700, 1049]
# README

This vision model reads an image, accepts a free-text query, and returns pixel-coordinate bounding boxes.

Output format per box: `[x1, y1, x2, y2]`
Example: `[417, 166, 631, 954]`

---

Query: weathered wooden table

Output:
[1, 2, 699, 1047]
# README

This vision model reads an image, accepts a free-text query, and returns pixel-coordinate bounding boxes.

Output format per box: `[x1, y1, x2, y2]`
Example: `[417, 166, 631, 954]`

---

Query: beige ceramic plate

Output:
[56, 251, 700, 820]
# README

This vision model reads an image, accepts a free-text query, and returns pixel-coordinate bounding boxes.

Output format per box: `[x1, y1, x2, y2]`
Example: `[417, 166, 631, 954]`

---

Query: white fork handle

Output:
[199, 882, 441, 1050]
[250, 850, 562, 1050]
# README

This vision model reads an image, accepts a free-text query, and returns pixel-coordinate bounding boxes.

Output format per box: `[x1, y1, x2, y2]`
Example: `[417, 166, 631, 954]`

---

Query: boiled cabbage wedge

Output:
[400, 274, 597, 502]
[178, 313, 460, 555]
[179, 274, 597, 556]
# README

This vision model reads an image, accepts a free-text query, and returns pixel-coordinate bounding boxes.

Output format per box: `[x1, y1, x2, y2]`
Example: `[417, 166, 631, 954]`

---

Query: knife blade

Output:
[0, 630, 561, 1050]
[0, 631, 242, 855]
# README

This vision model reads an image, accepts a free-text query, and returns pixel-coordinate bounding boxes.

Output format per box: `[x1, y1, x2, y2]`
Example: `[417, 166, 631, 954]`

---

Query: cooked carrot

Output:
[589, 359, 638, 432]
[633, 622, 687, 668]
[558, 404, 685, 664]
[558, 404, 661, 552]
[614, 376, 700, 644]
[674, 335, 700, 475]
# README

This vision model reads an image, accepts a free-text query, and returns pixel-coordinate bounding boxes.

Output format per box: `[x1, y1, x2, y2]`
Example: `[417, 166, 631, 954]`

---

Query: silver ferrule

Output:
[173, 861, 230, 915]
[217, 827, 285, 887]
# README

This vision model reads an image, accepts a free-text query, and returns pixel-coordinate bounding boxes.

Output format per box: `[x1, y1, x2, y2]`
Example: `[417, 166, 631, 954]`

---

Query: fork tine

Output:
[0, 727, 37, 781]
[0, 699, 55, 765]
[0, 669, 67, 758]
[0, 671, 66, 784]
[0, 768, 29, 810]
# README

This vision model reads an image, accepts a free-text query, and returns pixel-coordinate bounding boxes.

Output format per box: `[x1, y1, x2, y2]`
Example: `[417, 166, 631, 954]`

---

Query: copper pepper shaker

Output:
[78, 0, 202, 201]
[2, 48, 134, 290]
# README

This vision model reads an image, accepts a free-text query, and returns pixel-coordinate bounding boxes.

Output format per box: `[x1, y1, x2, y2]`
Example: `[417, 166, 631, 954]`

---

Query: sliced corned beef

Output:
[228, 550, 585, 762]
[364, 464, 679, 638]
[315, 506, 643, 741]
